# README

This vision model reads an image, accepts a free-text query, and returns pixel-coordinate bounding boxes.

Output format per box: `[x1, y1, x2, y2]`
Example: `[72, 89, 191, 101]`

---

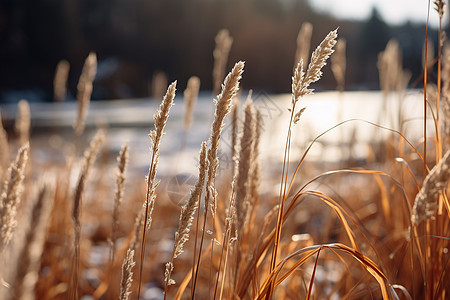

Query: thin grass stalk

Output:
[137, 81, 177, 299]
[164, 142, 208, 298]
[71, 130, 105, 299]
[435, 1, 444, 162]
[191, 61, 244, 298]
[111, 143, 129, 263]
[424, 2, 431, 296]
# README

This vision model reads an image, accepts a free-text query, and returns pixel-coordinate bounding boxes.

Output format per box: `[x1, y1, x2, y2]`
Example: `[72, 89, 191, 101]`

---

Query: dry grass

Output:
[0, 17, 449, 300]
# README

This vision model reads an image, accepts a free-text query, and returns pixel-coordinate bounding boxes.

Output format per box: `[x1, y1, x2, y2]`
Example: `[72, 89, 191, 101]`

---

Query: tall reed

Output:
[138, 81, 177, 298]
[191, 61, 244, 297]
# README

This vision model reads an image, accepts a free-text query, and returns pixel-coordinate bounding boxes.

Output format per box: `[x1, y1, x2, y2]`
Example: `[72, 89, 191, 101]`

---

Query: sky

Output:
[308, 0, 448, 28]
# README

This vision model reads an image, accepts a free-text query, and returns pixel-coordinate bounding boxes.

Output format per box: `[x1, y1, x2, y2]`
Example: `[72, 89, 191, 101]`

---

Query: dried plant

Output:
[111, 143, 129, 263]
[183, 76, 201, 132]
[74, 52, 97, 136]
[11, 180, 54, 300]
[213, 29, 234, 95]
[295, 22, 313, 69]
[412, 150, 450, 224]
[0, 143, 29, 254]
[53, 60, 70, 102]
[119, 249, 135, 300]
[378, 39, 402, 95]
[15, 100, 30, 146]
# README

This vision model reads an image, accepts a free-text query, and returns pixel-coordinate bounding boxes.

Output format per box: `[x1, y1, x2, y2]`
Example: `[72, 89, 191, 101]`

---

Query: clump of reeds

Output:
[74, 52, 97, 136]
[0, 143, 30, 254]
[15, 100, 30, 147]
[212, 29, 234, 95]
[53, 60, 70, 102]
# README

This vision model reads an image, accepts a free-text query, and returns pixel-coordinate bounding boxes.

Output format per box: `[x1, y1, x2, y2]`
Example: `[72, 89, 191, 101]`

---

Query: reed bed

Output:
[0, 12, 449, 300]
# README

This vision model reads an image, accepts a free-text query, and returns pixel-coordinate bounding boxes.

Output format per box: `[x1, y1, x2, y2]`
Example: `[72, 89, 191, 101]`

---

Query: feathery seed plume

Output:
[0, 143, 29, 253]
[119, 249, 136, 300]
[412, 150, 450, 224]
[206, 61, 244, 216]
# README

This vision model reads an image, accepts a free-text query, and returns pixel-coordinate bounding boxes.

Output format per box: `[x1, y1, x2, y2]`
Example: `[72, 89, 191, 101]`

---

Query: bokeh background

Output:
[0, 0, 448, 102]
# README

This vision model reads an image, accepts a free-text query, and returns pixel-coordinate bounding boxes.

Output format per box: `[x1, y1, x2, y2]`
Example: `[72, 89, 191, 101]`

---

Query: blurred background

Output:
[0, 0, 447, 102]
